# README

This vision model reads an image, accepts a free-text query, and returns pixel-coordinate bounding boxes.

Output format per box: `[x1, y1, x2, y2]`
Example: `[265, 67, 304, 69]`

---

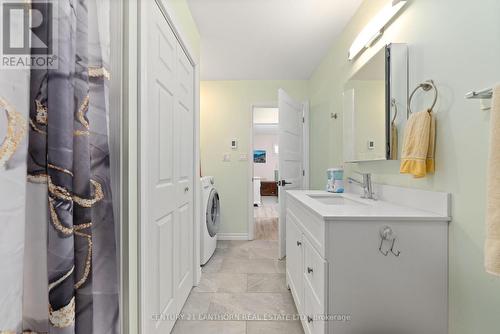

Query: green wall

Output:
[166, 0, 201, 60]
[200, 81, 309, 235]
[308, 0, 500, 333]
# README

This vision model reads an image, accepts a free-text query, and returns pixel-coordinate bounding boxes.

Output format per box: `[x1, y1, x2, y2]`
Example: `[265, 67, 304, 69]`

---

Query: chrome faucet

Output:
[348, 172, 376, 200]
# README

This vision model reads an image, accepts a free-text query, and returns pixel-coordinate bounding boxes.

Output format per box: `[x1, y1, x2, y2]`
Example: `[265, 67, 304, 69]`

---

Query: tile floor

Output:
[172, 240, 304, 334]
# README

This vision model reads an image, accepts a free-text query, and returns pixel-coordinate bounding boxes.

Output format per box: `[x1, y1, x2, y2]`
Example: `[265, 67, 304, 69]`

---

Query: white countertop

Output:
[286, 190, 451, 222]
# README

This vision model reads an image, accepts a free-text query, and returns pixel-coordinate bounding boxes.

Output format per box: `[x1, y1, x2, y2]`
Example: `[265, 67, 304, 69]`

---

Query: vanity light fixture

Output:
[348, 0, 407, 61]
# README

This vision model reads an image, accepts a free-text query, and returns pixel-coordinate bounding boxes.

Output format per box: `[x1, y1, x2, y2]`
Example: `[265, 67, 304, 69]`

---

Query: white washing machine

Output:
[200, 176, 220, 265]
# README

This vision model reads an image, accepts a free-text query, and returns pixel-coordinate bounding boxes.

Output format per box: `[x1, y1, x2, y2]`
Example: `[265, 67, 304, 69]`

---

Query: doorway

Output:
[252, 106, 280, 241]
[248, 92, 309, 258]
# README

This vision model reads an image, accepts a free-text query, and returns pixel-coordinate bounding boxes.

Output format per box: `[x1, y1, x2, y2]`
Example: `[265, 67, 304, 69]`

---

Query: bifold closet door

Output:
[143, 1, 194, 333]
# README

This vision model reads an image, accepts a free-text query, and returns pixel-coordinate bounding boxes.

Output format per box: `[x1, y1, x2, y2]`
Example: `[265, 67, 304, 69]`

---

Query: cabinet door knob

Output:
[307, 267, 313, 274]
[296, 241, 302, 247]
[184, 187, 189, 192]
[307, 316, 313, 323]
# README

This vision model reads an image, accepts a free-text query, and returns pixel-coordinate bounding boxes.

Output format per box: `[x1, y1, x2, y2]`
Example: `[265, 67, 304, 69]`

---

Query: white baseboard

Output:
[217, 233, 249, 241]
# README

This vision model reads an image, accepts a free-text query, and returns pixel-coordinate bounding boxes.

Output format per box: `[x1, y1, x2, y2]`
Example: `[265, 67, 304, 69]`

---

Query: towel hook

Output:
[408, 80, 438, 115]
[390, 239, 401, 257]
[379, 226, 395, 256]
[391, 98, 398, 124]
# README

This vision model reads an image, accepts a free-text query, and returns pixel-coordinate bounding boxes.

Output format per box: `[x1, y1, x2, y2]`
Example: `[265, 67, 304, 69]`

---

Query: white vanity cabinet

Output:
[285, 188, 451, 334]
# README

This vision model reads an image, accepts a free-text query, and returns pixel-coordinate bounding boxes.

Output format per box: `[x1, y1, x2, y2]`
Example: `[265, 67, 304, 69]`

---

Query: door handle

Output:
[278, 180, 292, 187]
[184, 187, 189, 192]
[307, 267, 313, 274]
[296, 241, 302, 247]
[307, 316, 313, 323]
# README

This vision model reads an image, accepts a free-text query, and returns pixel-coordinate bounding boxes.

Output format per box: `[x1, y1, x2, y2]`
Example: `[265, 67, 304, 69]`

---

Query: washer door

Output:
[206, 189, 220, 237]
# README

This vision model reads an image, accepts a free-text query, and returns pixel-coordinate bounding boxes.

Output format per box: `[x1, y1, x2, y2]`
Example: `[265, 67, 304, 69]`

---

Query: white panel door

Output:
[173, 42, 194, 312]
[143, 2, 194, 333]
[278, 89, 304, 259]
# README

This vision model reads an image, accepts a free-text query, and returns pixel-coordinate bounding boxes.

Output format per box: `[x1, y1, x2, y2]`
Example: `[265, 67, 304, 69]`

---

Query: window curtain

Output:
[0, 0, 118, 333]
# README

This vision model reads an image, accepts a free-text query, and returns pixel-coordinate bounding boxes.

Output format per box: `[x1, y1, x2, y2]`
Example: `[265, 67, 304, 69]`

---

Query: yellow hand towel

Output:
[400, 109, 434, 178]
[485, 84, 500, 276]
[426, 114, 436, 173]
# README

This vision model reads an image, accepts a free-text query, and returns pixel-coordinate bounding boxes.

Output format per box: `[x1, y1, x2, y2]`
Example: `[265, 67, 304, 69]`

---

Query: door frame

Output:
[137, 1, 201, 333]
[302, 101, 310, 190]
[110, 0, 124, 332]
[248, 103, 277, 241]
[247, 101, 309, 241]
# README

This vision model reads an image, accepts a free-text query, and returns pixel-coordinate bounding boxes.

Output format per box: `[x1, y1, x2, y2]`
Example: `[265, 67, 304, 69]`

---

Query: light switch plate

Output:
[231, 138, 238, 150]
[223, 153, 231, 162]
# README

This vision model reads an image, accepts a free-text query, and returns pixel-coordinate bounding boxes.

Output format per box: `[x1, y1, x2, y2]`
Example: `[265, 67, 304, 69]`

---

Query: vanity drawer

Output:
[303, 237, 327, 309]
[287, 195, 326, 257]
[304, 279, 326, 334]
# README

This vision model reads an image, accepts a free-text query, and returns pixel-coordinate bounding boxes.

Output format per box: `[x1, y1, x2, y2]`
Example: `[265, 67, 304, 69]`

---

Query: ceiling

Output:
[187, 0, 363, 80]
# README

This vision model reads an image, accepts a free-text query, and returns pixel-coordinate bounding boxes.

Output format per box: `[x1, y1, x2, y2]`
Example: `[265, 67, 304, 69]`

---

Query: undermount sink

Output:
[306, 194, 366, 206]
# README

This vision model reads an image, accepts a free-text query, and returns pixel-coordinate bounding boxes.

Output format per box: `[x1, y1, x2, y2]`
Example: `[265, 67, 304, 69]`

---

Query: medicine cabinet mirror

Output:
[343, 43, 408, 162]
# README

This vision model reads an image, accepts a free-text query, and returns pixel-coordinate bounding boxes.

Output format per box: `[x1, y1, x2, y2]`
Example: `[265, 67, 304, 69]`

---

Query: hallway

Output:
[254, 196, 279, 240]
[172, 240, 303, 333]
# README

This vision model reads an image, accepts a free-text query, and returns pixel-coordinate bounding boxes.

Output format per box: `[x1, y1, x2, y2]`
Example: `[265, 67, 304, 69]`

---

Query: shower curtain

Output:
[0, 67, 30, 334]
[1, 0, 119, 333]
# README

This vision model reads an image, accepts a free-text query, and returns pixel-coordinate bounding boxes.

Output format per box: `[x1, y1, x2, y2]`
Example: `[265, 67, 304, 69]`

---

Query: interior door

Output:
[143, 1, 194, 333]
[174, 36, 195, 312]
[278, 89, 304, 258]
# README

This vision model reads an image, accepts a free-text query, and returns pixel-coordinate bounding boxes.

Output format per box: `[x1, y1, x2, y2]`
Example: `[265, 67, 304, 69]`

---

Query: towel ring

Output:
[408, 80, 437, 115]
[391, 98, 398, 124]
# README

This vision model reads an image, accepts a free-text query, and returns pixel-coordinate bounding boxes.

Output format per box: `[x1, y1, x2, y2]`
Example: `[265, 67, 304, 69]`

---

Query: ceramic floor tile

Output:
[202, 248, 226, 273]
[244, 239, 280, 249]
[180, 292, 215, 315]
[181, 240, 299, 332]
[248, 246, 278, 260]
[247, 273, 288, 292]
[221, 246, 251, 260]
[222, 240, 278, 249]
[276, 258, 286, 273]
[246, 321, 304, 334]
[193, 273, 247, 293]
[207, 292, 298, 317]
[219, 259, 285, 274]
[172, 321, 246, 334]
[229, 240, 255, 248]
[212, 247, 229, 260]
[201, 259, 223, 273]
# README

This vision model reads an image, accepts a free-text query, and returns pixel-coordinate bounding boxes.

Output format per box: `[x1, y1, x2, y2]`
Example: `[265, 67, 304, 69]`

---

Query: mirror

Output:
[343, 43, 408, 162]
